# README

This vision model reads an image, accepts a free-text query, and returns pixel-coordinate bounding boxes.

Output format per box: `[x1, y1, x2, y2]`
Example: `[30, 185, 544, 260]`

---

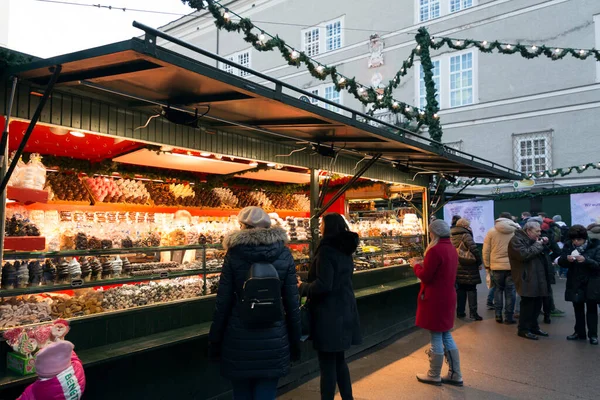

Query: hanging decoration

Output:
[494, 184, 600, 200]
[183, 0, 426, 126]
[450, 161, 600, 187]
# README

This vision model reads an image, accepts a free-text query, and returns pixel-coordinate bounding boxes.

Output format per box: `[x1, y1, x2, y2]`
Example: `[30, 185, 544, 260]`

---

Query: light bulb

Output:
[433, 113, 439, 119]
[259, 33, 266, 42]
[357, 87, 365, 95]
[223, 11, 230, 21]
[555, 48, 562, 53]
[316, 65, 324, 74]
[580, 49, 586, 55]
[249, 161, 259, 167]
[392, 102, 399, 108]
[200, 152, 211, 157]
[482, 40, 488, 46]
[506, 44, 512, 49]
[405, 106, 412, 112]
[267, 163, 276, 167]
[456, 40, 463, 46]
[416, 45, 421, 51]
[377, 94, 384, 101]
[69, 131, 85, 138]
[291, 50, 299, 59]
[532, 45, 538, 50]
[338, 77, 346, 85]
[419, 110, 425, 115]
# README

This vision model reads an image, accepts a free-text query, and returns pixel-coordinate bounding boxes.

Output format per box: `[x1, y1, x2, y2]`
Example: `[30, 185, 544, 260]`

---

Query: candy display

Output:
[0, 297, 53, 329]
[212, 188, 239, 208]
[10, 153, 47, 191]
[5, 215, 41, 237]
[2, 262, 17, 289]
[28, 261, 43, 286]
[45, 173, 90, 203]
[349, 213, 424, 237]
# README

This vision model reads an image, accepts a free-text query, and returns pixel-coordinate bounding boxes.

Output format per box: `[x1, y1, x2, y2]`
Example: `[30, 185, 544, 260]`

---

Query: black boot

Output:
[468, 290, 482, 321]
[457, 288, 467, 318]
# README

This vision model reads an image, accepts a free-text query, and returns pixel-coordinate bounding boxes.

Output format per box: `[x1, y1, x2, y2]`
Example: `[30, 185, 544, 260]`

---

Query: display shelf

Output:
[0, 269, 205, 297]
[7, 202, 310, 218]
[2, 244, 207, 260]
[6, 186, 49, 204]
[3, 236, 46, 251]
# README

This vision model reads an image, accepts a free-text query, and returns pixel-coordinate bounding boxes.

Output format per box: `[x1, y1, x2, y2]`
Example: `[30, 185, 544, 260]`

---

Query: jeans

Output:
[518, 296, 542, 333]
[487, 286, 496, 306]
[573, 302, 598, 338]
[318, 351, 353, 400]
[493, 271, 516, 318]
[231, 378, 279, 400]
[430, 331, 458, 354]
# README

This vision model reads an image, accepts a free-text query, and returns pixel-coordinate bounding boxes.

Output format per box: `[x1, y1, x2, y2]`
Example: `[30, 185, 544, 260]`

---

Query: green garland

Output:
[494, 184, 600, 200]
[451, 161, 600, 186]
[430, 36, 600, 61]
[182, 0, 425, 125]
[0, 48, 34, 70]
[415, 28, 442, 142]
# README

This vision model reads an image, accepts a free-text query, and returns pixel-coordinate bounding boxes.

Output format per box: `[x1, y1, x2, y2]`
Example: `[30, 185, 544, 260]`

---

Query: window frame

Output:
[219, 48, 252, 77]
[448, 52, 474, 108]
[306, 83, 343, 113]
[416, 0, 476, 23]
[415, 49, 478, 110]
[512, 131, 553, 175]
[301, 16, 345, 56]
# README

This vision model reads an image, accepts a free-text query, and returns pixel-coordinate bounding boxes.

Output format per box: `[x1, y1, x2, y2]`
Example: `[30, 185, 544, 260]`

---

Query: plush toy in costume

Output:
[18, 340, 86, 400]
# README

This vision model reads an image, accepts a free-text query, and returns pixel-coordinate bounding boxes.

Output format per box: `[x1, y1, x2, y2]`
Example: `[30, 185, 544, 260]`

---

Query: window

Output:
[302, 17, 344, 56]
[219, 49, 251, 77]
[416, 50, 477, 109]
[326, 20, 342, 51]
[449, 52, 473, 107]
[419, 0, 440, 22]
[304, 28, 320, 57]
[513, 131, 552, 175]
[307, 84, 342, 113]
[417, 0, 475, 22]
[419, 61, 440, 109]
[450, 0, 473, 13]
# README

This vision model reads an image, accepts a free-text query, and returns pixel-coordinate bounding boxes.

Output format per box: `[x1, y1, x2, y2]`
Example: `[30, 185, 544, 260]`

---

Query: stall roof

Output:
[6, 33, 523, 181]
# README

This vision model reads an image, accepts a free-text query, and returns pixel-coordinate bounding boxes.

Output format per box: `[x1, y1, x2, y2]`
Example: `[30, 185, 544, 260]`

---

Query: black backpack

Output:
[239, 263, 284, 326]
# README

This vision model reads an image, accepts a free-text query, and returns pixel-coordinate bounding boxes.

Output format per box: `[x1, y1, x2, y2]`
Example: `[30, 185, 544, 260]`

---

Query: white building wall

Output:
[0, 0, 10, 48]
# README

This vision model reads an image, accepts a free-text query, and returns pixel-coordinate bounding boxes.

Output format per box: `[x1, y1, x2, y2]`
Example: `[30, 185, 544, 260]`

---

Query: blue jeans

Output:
[492, 271, 516, 318]
[430, 331, 458, 354]
[231, 378, 279, 400]
[487, 286, 496, 306]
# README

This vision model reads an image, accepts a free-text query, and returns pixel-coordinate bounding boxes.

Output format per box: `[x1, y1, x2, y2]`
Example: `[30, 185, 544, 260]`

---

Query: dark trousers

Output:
[231, 378, 279, 400]
[542, 285, 556, 316]
[518, 296, 542, 333]
[318, 351, 353, 400]
[573, 302, 599, 338]
[456, 284, 478, 316]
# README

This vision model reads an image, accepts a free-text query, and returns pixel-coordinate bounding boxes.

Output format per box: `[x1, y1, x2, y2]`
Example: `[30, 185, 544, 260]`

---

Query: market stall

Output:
[0, 23, 522, 398]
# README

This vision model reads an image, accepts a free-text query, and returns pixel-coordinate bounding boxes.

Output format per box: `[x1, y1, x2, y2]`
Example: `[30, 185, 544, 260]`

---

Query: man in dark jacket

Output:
[208, 207, 301, 399]
[508, 221, 551, 340]
[538, 216, 566, 323]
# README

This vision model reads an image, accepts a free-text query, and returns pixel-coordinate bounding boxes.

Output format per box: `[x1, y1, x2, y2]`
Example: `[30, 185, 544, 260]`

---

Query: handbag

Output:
[586, 276, 600, 302]
[457, 241, 477, 266]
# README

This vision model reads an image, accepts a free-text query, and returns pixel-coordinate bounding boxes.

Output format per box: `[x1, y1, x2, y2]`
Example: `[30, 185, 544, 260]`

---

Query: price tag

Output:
[70, 279, 84, 287]
[159, 272, 169, 279]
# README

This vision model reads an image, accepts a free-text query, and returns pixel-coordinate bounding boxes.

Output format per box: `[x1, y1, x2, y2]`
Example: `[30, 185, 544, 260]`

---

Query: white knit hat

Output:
[429, 219, 450, 238]
[238, 206, 271, 229]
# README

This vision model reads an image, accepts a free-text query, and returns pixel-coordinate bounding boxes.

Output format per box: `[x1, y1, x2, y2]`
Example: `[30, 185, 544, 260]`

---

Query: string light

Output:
[405, 106, 412, 112]
[357, 87, 365, 96]
[259, 33, 266, 42]
[482, 40, 488, 46]
[338, 77, 346, 85]
[506, 44, 512, 49]
[223, 11, 230, 21]
[555, 48, 562, 53]
[291, 50, 299, 59]
[392, 101, 399, 108]
[316, 65, 324, 74]
[532, 45, 538, 50]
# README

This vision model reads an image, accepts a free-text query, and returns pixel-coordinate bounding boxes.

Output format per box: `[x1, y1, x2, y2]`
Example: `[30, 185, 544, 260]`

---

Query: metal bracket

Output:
[431, 177, 476, 215]
[144, 33, 157, 56]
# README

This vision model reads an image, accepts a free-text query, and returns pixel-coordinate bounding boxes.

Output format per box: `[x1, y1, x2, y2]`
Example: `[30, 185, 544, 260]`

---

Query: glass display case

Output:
[354, 235, 425, 272]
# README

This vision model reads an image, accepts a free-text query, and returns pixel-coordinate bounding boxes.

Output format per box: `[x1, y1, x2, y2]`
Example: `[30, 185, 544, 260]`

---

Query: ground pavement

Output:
[279, 278, 600, 400]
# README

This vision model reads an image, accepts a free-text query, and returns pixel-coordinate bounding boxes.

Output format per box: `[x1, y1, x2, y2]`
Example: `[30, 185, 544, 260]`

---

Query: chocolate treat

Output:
[122, 257, 132, 275]
[28, 261, 43, 286]
[6, 215, 26, 236]
[56, 259, 70, 284]
[90, 258, 102, 280]
[112, 256, 123, 278]
[42, 260, 56, 285]
[68, 258, 82, 279]
[101, 258, 112, 279]
[88, 237, 102, 250]
[121, 237, 133, 248]
[101, 239, 113, 250]
[16, 261, 29, 288]
[75, 232, 88, 250]
[2, 262, 17, 289]
[24, 223, 41, 237]
[80, 258, 91, 282]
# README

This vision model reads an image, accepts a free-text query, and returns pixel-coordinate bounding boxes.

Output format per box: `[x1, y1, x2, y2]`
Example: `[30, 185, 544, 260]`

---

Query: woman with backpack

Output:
[411, 219, 463, 387]
[450, 218, 483, 321]
[300, 213, 361, 400]
[208, 206, 301, 400]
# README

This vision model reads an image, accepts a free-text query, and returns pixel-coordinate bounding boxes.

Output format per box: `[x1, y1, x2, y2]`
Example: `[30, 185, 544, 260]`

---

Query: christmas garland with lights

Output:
[494, 184, 600, 200]
[183, 0, 429, 129]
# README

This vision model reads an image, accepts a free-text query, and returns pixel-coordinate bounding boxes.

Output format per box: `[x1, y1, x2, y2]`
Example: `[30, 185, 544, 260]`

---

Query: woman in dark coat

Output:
[208, 207, 301, 399]
[410, 220, 463, 387]
[301, 213, 361, 400]
[557, 225, 600, 345]
[450, 218, 483, 321]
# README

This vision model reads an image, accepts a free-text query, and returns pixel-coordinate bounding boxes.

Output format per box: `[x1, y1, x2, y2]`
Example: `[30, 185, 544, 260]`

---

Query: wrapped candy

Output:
[2, 262, 18, 289]
[90, 258, 102, 281]
[101, 258, 112, 279]
[68, 258, 82, 280]
[16, 261, 29, 288]
[56, 259, 69, 284]
[42, 260, 56, 285]
[80, 257, 91, 282]
[28, 261, 43, 286]
[122, 257, 132, 276]
[111, 256, 123, 278]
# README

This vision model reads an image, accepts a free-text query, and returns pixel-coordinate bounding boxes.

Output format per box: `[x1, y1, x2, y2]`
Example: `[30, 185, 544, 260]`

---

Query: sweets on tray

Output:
[45, 173, 90, 203]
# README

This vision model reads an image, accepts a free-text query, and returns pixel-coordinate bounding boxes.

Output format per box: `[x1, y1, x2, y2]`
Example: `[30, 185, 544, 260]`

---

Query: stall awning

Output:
[6, 31, 523, 181]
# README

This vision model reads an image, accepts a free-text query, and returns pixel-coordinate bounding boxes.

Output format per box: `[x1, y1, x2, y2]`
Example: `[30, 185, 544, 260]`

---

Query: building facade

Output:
[0, 0, 10, 48]
[161, 0, 600, 194]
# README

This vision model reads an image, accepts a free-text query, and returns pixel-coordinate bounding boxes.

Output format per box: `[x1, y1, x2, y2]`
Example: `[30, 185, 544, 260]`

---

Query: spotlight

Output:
[69, 131, 85, 138]
[249, 161, 259, 167]
[442, 174, 457, 183]
[312, 144, 336, 158]
[200, 152, 212, 157]
[267, 163, 276, 167]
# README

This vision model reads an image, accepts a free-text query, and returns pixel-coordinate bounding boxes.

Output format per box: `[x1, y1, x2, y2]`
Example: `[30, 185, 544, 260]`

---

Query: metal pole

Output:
[315, 154, 382, 219]
[0, 65, 62, 192]
[309, 168, 320, 259]
[422, 186, 430, 247]
[0, 76, 20, 284]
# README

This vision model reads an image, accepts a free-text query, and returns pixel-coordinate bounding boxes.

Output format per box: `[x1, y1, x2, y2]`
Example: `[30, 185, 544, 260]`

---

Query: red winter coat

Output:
[414, 238, 458, 332]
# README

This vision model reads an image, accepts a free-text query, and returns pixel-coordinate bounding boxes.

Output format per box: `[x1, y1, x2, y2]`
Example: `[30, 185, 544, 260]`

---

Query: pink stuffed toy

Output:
[17, 341, 86, 400]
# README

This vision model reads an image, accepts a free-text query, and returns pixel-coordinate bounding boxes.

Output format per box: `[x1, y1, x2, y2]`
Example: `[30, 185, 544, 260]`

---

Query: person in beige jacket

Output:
[483, 212, 521, 324]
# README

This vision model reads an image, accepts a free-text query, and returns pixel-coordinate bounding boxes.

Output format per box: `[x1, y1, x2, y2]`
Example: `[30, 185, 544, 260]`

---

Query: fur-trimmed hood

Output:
[223, 226, 289, 250]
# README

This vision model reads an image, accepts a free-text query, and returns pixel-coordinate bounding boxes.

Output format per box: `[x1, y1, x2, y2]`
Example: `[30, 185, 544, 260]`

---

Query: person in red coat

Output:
[410, 219, 463, 387]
